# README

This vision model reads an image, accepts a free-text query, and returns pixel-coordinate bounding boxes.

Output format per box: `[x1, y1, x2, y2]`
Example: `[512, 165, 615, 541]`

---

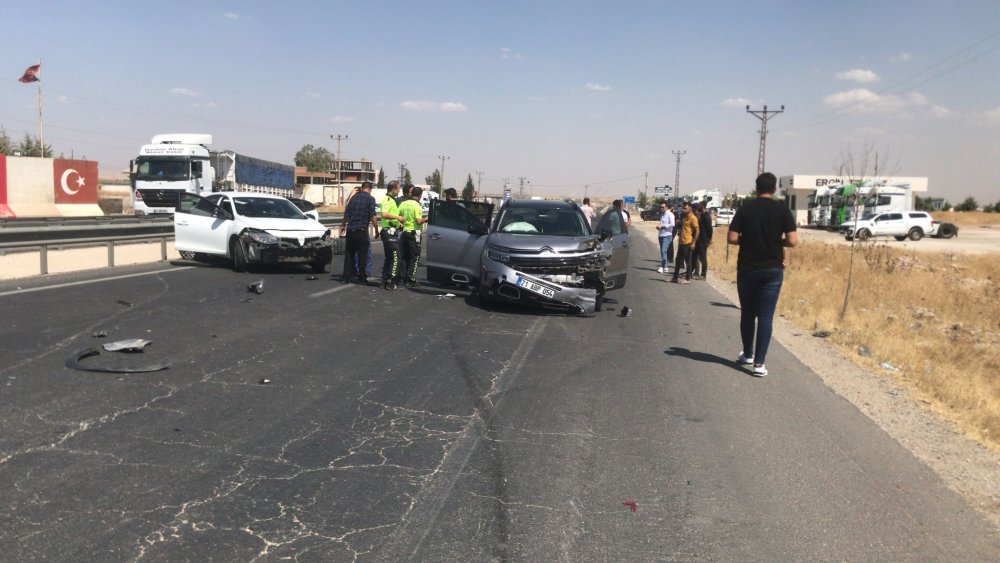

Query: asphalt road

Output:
[1, 231, 997, 562]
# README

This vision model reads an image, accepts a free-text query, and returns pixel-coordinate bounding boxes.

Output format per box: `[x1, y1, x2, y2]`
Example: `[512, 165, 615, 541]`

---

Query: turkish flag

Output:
[18, 64, 40, 83]
[53, 159, 99, 204]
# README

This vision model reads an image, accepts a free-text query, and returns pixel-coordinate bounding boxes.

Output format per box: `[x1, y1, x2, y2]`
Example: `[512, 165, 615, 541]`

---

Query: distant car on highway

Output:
[173, 192, 333, 272]
[714, 208, 735, 227]
[640, 207, 662, 221]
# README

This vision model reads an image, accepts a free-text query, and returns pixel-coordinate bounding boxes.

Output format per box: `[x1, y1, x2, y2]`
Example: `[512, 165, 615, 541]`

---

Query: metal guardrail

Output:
[0, 213, 343, 276]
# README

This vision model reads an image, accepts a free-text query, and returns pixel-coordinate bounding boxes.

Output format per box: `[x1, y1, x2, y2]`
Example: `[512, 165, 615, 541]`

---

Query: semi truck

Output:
[862, 185, 912, 215]
[830, 182, 871, 229]
[130, 134, 295, 215]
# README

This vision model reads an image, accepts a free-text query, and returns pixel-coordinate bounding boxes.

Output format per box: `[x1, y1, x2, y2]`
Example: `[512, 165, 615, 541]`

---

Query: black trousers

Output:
[671, 244, 693, 282]
[343, 229, 370, 280]
[692, 242, 709, 277]
[380, 229, 400, 281]
[666, 235, 675, 263]
[399, 231, 421, 283]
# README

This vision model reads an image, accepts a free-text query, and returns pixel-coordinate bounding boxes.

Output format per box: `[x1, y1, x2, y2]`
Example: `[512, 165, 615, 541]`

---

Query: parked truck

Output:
[130, 134, 295, 215]
[862, 185, 913, 215]
[830, 182, 871, 229]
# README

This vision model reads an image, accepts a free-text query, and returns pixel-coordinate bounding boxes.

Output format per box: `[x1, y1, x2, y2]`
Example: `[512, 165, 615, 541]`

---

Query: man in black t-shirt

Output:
[727, 172, 798, 377]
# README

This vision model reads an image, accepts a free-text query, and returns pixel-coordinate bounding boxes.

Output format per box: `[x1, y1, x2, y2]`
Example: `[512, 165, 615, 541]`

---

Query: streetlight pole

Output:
[331, 134, 348, 204]
[438, 155, 449, 195]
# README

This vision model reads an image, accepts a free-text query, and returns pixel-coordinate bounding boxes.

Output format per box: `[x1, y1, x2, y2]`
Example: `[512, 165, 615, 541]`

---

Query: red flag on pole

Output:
[18, 64, 40, 83]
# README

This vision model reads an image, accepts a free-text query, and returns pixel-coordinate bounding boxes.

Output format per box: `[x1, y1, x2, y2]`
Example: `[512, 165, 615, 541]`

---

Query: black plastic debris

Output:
[812, 330, 831, 338]
[65, 347, 169, 373]
[117, 299, 133, 307]
[92, 330, 108, 338]
[259, 378, 271, 385]
[241, 297, 254, 303]
[619, 306, 632, 317]
[247, 280, 265, 294]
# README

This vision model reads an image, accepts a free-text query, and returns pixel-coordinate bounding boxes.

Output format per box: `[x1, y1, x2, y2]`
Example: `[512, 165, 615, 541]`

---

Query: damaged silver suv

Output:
[425, 198, 629, 315]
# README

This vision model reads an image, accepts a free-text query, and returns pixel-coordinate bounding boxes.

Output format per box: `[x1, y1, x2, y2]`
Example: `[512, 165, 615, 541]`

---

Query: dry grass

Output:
[709, 237, 1000, 451]
[935, 211, 1000, 227]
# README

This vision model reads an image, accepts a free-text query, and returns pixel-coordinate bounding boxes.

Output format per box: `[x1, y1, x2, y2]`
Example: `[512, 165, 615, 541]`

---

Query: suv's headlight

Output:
[245, 228, 280, 244]
[487, 244, 510, 263]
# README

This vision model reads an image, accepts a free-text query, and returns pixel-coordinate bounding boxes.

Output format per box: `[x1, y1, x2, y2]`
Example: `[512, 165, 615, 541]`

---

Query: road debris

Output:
[65, 347, 169, 373]
[619, 306, 632, 317]
[437, 293, 456, 299]
[92, 330, 108, 338]
[621, 500, 638, 512]
[812, 330, 831, 338]
[117, 299, 133, 307]
[102, 339, 152, 352]
[857, 346, 873, 357]
[880, 361, 900, 371]
[259, 378, 271, 385]
[247, 280, 265, 294]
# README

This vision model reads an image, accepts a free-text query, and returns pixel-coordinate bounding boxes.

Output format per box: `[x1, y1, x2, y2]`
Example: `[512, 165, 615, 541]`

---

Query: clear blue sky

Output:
[2, 1, 999, 203]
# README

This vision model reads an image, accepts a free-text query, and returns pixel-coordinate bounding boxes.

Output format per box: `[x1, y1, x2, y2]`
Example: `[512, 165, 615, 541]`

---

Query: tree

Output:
[402, 166, 412, 185]
[376, 167, 385, 190]
[17, 132, 52, 157]
[837, 138, 899, 321]
[425, 169, 441, 194]
[462, 174, 475, 201]
[637, 192, 649, 208]
[0, 126, 13, 155]
[294, 144, 334, 172]
[955, 196, 978, 212]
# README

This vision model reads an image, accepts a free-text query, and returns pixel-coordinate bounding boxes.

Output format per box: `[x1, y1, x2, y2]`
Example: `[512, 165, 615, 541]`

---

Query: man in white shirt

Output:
[656, 202, 675, 273]
[580, 197, 596, 228]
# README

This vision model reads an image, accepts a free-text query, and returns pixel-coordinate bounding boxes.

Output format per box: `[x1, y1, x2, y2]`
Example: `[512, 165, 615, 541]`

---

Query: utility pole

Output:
[644, 171, 648, 203]
[398, 163, 407, 185]
[475, 170, 484, 199]
[746, 105, 784, 175]
[518, 177, 526, 198]
[438, 155, 449, 195]
[584, 184, 589, 199]
[330, 134, 348, 203]
[672, 150, 686, 200]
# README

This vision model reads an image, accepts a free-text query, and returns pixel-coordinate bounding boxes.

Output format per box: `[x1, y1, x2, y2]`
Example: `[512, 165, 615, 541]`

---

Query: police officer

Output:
[398, 185, 427, 287]
[379, 181, 406, 289]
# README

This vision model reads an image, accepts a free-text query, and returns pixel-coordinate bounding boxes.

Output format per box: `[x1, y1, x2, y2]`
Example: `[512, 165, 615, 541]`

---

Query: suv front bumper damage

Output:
[479, 251, 607, 316]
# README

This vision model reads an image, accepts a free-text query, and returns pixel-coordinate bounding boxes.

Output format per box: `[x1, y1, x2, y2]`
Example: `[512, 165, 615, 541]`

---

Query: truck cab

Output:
[131, 134, 215, 215]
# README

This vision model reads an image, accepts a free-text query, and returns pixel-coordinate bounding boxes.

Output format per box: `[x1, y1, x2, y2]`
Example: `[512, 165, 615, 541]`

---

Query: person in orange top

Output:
[670, 201, 699, 284]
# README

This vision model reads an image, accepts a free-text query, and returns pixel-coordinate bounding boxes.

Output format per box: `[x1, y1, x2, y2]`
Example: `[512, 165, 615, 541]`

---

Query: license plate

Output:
[151, 208, 171, 214]
[516, 276, 556, 299]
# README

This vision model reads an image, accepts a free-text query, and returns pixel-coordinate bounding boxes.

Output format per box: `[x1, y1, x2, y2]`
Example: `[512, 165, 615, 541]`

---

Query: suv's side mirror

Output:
[599, 229, 612, 241]
[467, 223, 488, 236]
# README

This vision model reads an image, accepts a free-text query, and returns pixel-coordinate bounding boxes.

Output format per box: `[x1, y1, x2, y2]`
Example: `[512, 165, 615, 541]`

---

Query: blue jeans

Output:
[736, 268, 784, 364]
[658, 235, 673, 269]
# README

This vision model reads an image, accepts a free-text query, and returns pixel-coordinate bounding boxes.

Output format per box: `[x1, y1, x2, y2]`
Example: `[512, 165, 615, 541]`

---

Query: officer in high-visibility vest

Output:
[379, 181, 406, 290]
[398, 185, 427, 287]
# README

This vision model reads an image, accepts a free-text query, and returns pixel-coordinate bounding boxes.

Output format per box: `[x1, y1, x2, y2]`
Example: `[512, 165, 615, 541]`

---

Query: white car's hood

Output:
[239, 216, 328, 236]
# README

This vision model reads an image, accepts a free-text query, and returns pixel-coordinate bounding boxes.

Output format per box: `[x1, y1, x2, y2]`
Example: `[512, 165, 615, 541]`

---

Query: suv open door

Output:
[594, 208, 629, 290]
[425, 200, 495, 286]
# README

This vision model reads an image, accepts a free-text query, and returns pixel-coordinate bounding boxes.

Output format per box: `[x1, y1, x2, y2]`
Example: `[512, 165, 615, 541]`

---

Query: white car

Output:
[714, 208, 735, 227]
[842, 211, 934, 242]
[173, 192, 333, 272]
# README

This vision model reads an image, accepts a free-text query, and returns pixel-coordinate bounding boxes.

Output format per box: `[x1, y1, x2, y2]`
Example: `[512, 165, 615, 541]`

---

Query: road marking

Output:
[0, 267, 195, 297]
[308, 284, 354, 298]
[379, 315, 549, 560]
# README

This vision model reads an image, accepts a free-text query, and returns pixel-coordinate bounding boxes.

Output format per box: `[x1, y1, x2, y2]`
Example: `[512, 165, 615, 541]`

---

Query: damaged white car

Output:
[173, 192, 333, 272]
[425, 198, 629, 316]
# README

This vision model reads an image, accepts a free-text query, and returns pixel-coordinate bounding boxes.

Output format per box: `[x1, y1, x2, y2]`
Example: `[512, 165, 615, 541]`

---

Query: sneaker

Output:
[657, 267, 664, 273]
[405, 280, 420, 288]
[339, 277, 352, 285]
[752, 364, 768, 377]
[738, 352, 754, 365]
[693, 275, 701, 280]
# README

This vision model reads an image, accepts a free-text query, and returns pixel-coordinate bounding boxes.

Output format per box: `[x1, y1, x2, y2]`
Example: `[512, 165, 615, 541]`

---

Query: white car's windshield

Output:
[233, 197, 306, 219]
[497, 207, 589, 235]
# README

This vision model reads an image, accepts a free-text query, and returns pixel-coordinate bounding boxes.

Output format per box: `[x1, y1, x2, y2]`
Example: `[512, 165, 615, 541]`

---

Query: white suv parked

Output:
[842, 211, 934, 242]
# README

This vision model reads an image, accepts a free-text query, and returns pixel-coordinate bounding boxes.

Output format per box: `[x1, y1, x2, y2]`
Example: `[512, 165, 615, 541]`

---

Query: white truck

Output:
[863, 185, 913, 215]
[130, 134, 295, 215]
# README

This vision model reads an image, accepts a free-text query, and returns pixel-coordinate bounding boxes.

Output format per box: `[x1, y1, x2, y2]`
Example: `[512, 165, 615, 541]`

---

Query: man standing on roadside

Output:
[656, 202, 675, 274]
[613, 199, 631, 232]
[670, 201, 699, 285]
[398, 185, 427, 287]
[728, 172, 798, 377]
[339, 181, 377, 285]
[379, 181, 406, 290]
[691, 202, 714, 280]
[580, 197, 597, 229]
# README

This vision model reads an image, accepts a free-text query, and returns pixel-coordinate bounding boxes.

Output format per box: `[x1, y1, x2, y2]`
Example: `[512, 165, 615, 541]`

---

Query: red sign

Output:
[0, 156, 12, 218]
[52, 159, 99, 204]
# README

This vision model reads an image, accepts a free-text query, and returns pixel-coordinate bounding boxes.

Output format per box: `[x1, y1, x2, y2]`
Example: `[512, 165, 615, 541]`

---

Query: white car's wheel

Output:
[232, 239, 249, 272]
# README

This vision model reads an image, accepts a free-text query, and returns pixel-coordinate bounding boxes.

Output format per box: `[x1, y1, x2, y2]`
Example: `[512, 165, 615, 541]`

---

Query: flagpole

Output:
[37, 57, 44, 157]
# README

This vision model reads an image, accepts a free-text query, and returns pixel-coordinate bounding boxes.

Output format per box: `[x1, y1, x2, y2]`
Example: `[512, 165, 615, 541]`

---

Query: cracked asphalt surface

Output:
[1, 232, 998, 561]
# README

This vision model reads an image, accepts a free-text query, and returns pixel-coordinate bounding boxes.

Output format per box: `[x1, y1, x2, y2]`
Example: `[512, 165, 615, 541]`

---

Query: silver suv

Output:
[425, 199, 629, 315]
